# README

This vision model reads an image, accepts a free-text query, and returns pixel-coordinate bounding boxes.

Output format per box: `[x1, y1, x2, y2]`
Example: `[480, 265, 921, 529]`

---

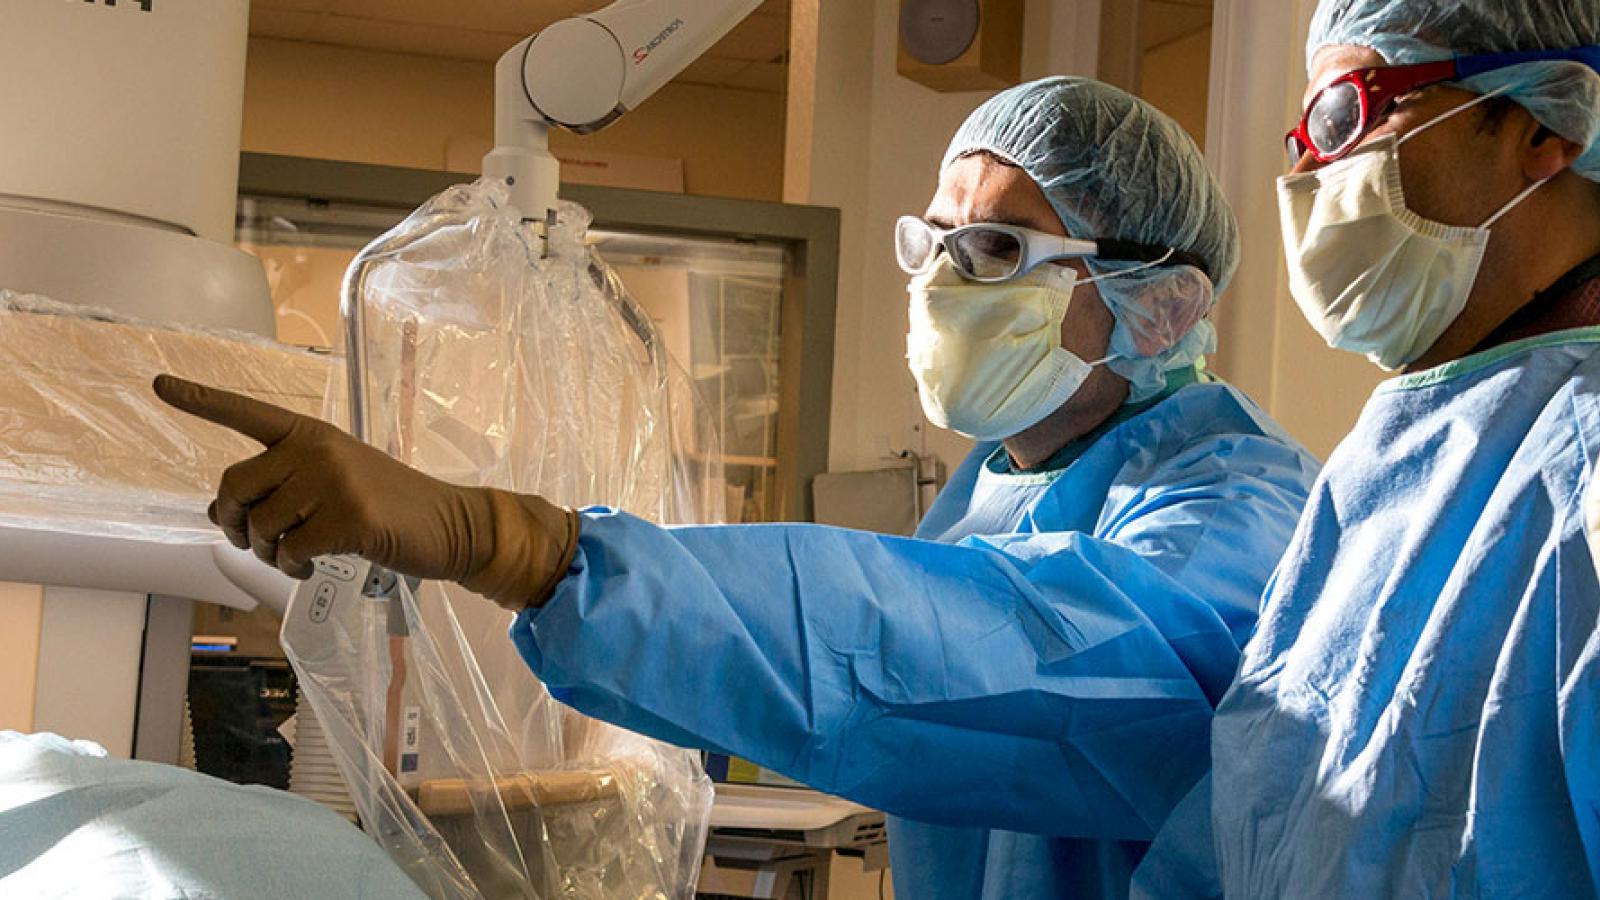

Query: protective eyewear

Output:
[1285, 46, 1600, 166]
[895, 215, 1195, 284]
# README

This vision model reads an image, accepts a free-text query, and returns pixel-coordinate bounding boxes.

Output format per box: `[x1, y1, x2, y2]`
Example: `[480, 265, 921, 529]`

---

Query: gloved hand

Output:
[153, 374, 580, 611]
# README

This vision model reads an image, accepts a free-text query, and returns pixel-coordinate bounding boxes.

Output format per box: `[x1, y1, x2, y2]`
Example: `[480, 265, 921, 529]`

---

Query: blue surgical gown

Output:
[512, 377, 1319, 899]
[1212, 329, 1600, 898]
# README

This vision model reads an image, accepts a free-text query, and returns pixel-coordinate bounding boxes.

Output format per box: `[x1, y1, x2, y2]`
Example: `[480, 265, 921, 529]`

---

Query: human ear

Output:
[1523, 123, 1585, 181]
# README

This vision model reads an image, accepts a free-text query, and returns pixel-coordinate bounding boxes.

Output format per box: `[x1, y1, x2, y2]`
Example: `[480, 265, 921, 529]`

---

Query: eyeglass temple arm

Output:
[1095, 238, 1210, 279]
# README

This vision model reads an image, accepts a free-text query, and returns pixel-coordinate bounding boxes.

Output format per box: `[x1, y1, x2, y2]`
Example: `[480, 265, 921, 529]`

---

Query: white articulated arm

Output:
[483, 0, 765, 223]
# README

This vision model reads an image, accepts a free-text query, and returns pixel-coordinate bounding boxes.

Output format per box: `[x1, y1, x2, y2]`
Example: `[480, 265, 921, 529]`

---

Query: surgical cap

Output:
[1310, 0, 1600, 180]
[942, 76, 1240, 401]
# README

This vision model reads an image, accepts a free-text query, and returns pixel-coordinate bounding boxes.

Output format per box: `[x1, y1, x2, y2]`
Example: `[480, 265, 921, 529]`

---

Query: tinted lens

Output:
[950, 226, 1024, 281]
[895, 217, 939, 274]
[1306, 80, 1362, 156]
[1286, 133, 1307, 167]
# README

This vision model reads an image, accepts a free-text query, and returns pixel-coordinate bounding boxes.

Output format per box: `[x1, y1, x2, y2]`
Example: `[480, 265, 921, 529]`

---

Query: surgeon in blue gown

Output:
[156, 78, 1319, 899]
[1199, 2, 1600, 897]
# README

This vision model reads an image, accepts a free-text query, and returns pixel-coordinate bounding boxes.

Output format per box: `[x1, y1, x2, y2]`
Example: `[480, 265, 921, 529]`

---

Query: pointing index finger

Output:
[153, 374, 302, 447]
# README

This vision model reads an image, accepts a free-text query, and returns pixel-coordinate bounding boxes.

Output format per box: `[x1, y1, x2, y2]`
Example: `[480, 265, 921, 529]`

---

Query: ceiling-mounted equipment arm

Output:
[483, 0, 766, 223]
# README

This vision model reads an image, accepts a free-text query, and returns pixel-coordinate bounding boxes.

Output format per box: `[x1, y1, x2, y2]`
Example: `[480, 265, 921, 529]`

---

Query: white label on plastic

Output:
[400, 706, 422, 774]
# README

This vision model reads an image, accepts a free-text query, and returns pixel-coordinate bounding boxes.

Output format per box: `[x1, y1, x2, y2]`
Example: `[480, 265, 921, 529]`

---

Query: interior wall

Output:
[1142, 26, 1213, 147]
[1204, 0, 1383, 460]
[30, 588, 148, 758]
[244, 243, 352, 348]
[0, 582, 44, 732]
[241, 37, 786, 202]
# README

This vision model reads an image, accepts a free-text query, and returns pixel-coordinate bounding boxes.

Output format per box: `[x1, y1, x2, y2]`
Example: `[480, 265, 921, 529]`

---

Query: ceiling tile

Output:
[313, 15, 524, 62]
[708, 12, 788, 63]
[293, 0, 792, 34]
[722, 60, 786, 93]
[249, 8, 325, 40]
[249, 1, 792, 83]
[326, 0, 579, 34]
[252, 0, 336, 11]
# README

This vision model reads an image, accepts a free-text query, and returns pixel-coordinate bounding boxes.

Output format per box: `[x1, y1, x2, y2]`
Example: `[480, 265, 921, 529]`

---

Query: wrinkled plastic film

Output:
[282, 178, 719, 899]
[282, 562, 482, 898]
[0, 291, 333, 542]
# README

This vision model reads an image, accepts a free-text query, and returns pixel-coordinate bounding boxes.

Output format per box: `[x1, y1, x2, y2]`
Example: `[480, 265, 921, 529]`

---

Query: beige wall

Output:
[243, 243, 355, 349]
[0, 582, 44, 733]
[1142, 26, 1213, 148]
[241, 37, 786, 202]
[1204, 0, 1382, 461]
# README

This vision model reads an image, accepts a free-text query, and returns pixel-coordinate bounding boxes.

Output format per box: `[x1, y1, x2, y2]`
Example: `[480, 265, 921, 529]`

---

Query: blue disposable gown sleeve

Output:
[511, 438, 1311, 840]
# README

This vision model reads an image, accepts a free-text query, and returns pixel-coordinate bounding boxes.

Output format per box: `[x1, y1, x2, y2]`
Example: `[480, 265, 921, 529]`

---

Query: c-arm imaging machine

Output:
[0, 0, 759, 759]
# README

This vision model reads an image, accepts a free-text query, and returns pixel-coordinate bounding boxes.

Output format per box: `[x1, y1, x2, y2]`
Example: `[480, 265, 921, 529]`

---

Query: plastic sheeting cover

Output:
[284, 178, 722, 900]
[0, 290, 332, 542]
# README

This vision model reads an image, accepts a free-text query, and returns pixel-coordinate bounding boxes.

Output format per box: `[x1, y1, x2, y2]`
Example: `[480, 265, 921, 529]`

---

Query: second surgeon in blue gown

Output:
[1207, 2, 1600, 896]
[156, 78, 1319, 898]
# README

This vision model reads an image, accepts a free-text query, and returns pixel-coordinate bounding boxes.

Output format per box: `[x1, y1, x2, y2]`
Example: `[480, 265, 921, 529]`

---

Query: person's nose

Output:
[1289, 148, 1325, 176]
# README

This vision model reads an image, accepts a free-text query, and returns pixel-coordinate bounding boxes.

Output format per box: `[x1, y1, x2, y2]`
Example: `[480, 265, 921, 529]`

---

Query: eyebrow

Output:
[924, 212, 1057, 232]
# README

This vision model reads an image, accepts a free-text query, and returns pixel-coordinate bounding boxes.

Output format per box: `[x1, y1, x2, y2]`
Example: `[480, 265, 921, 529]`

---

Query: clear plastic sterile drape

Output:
[281, 179, 723, 899]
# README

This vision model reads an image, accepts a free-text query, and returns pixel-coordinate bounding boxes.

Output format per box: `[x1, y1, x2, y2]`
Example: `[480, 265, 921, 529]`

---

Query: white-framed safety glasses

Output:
[895, 215, 1196, 284]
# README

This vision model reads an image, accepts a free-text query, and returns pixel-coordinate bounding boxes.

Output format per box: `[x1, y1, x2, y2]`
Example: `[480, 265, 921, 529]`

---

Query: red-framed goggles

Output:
[1285, 46, 1600, 166]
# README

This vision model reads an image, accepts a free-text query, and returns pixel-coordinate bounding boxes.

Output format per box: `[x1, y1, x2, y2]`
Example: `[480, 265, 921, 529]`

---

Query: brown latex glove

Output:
[153, 374, 579, 611]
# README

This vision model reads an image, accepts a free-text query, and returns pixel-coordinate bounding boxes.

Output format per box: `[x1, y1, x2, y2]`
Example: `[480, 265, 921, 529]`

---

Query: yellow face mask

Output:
[905, 256, 1113, 440]
[1277, 89, 1549, 371]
